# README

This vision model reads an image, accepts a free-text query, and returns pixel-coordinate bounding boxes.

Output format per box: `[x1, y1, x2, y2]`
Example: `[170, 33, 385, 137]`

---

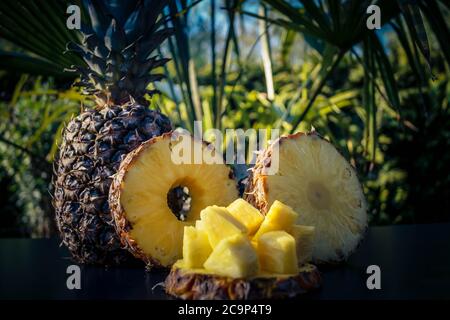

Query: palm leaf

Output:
[0, 0, 82, 77]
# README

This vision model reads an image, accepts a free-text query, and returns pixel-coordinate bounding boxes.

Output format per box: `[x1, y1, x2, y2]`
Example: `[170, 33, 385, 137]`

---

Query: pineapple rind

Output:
[165, 261, 321, 300]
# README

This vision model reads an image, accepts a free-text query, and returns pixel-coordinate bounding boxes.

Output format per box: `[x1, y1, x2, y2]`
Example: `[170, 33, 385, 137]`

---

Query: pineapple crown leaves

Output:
[66, 0, 174, 106]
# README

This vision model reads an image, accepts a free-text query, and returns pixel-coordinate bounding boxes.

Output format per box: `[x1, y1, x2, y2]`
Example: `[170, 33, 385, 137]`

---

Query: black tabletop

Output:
[1, 223, 449, 300]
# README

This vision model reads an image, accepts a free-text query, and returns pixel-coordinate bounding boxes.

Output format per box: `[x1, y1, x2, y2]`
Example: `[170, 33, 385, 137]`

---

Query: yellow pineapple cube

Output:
[227, 198, 264, 235]
[195, 220, 205, 230]
[183, 226, 212, 268]
[203, 234, 259, 278]
[253, 200, 298, 240]
[200, 206, 247, 247]
[265, 200, 298, 228]
[253, 221, 278, 240]
[290, 225, 315, 265]
[257, 231, 298, 274]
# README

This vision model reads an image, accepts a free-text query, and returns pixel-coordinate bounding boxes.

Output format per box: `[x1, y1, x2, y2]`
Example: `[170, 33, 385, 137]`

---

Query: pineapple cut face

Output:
[203, 234, 259, 278]
[257, 231, 298, 274]
[246, 133, 367, 262]
[114, 133, 238, 267]
[200, 206, 247, 247]
[182, 226, 212, 268]
[227, 198, 264, 235]
[289, 225, 315, 265]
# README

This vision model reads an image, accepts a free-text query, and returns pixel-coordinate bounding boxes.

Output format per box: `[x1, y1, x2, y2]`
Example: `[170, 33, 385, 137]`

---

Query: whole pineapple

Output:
[53, 0, 173, 265]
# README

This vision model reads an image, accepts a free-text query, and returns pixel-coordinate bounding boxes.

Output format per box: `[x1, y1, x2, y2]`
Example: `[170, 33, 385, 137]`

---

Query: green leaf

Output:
[0, 52, 69, 77]
[370, 33, 401, 112]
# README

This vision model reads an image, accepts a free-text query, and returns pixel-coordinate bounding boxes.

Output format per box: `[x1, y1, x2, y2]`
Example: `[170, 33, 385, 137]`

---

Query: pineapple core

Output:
[257, 231, 298, 274]
[204, 234, 259, 278]
[289, 225, 316, 265]
[200, 206, 247, 247]
[253, 200, 298, 240]
[183, 226, 212, 268]
[227, 198, 264, 235]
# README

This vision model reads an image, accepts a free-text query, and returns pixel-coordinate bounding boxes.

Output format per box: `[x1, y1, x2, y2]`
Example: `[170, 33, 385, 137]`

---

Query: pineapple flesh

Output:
[182, 226, 212, 269]
[290, 225, 316, 265]
[165, 199, 321, 299]
[257, 231, 298, 274]
[203, 234, 259, 278]
[53, 0, 173, 265]
[253, 200, 298, 240]
[200, 206, 247, 247]
[245, 132, 368, 262]
[110, 132, 238, 267]
[227, 198, 264, 235]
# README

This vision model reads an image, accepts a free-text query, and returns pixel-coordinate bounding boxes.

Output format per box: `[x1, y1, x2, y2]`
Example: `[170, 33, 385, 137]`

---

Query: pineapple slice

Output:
[227, 198, 264, 235]
[257, 231, 298, 274]
[200, 206, 247, 247]
[253, 200, 298, 240]
[182, 226, 212, 268]
[245, 132, 367, 262]
[109, 132, 239, 267]
[203, 234, 259, 278]
[290, 225, 315, 265]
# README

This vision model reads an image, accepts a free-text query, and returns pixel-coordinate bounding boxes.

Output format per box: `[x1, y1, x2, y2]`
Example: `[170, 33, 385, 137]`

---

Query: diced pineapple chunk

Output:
[200, 206, 247, 247]
[227, 198, 264, 235]
[257, 231, 298, 274]
[290, 225, 315, 265]
[203, 234, 259, 278]
[183, 226, 212, 268]
[195, 220, 204, 230]
[253, 221, 278, 240]
[253, 200, 298, 240]
[265, 200, 298, 227]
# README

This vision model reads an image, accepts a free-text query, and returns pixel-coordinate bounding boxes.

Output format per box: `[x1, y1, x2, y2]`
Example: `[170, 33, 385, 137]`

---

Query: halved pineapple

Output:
[253, 200, 298, 240]
[227, 198, 264, 235]
[257, 231, 298, 274]
[109, 131, 238, 267]
[182, 226, 212, 268]
[200, 206, 247, 247]
[245, 132, 367, 263]
[203, 234, 259, 278]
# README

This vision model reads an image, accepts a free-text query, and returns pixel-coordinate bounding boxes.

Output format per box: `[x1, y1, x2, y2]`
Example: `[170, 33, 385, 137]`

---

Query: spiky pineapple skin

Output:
[244, 132, 368, 263]
[165, 264, 321, 300]
[53, 103, 171, 265]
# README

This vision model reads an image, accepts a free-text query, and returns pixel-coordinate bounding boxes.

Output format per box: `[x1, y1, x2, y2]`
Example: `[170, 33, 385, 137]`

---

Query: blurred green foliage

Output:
[0, 0, 449, 237]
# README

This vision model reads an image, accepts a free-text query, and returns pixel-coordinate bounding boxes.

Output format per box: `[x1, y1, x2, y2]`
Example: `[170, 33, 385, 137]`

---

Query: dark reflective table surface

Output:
[1, 224, 449, 300]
